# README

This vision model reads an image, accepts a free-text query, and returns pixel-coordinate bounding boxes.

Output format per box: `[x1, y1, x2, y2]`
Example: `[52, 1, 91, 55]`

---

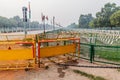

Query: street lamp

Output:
[22, 7, 28, 37]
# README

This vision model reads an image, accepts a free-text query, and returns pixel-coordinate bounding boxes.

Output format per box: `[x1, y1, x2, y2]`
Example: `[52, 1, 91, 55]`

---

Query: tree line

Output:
[68, 3, 120, 29]
[0, 16, 52, 32]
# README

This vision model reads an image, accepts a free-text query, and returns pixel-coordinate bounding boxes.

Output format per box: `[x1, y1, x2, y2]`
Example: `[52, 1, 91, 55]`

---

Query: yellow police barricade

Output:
[0, 35, 36, 70]
[38, 38, 80, 67]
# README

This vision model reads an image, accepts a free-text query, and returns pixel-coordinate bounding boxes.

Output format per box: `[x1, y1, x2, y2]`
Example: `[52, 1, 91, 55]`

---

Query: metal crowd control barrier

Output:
[38, 38, 80, 67]
[0, 34, 81, 70]
[0, 41, 36, 70]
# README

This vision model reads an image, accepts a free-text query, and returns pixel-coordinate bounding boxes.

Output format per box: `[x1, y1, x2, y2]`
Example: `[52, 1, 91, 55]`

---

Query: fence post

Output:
[90, 33, 92, 44]
[95, 34, 97, 45]
[90, 44, 95, 63]
[64, 41, 66, 45]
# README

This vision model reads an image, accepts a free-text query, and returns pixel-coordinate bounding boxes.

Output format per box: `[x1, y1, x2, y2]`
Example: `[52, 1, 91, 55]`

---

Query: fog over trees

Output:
[68, 3, 120, 29]
[0, 16, 53, 32]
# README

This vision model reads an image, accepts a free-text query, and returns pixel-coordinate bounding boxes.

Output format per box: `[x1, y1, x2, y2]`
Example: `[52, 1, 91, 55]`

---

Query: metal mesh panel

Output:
[80, 43, 120, 64]
[94, 46, 120, 64]
[80, 44, 90, 59]
[0, 34, 35, 41]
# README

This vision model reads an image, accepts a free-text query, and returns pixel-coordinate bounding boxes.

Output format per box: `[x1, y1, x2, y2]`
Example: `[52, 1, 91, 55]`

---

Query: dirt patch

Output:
[70, 59, 120, 80]
[0, 59, 119, 80]
[0, 62, 89, 80]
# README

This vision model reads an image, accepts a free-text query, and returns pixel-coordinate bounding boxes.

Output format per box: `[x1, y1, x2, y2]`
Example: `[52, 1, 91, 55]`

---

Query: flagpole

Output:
[28, 1, 31, 31]
[53, 16, 55, 31]
[43, 18, 45, 35]
[41, 13, 45, 35]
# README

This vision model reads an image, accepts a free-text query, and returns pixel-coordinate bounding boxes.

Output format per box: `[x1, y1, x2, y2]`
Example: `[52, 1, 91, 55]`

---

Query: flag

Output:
[41, 13, 45, 21]
[46, 16, 48, 20]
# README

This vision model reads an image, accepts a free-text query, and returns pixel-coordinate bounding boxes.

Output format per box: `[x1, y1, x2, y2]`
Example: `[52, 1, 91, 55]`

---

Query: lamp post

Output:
[22, 7, 28, 38]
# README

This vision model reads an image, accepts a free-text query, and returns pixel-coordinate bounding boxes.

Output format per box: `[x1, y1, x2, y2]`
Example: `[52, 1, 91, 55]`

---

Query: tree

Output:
[67, 23, 78, 28]
[110, 10, 120, 26]
[78, 14, 94, 28]
[89, 20, 95, 27]
[0, 16, 10, 32]
[95, 3, 120, 29]
[30, 21, 39, 29]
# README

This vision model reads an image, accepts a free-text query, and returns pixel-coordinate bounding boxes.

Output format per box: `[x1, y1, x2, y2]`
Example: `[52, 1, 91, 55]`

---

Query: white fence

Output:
[70, 29, 120, 45]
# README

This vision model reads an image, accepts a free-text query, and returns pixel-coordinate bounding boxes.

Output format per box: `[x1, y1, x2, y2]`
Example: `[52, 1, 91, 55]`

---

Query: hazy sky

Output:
[0, 0, 120, 26]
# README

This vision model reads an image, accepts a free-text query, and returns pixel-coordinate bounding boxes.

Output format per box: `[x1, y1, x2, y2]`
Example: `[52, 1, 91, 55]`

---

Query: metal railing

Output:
[80, 43, 120, 65]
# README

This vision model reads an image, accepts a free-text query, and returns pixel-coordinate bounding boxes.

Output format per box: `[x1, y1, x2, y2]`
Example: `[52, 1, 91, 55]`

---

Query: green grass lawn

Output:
[95, 48, 120, 62]
[80, 44, 120, 62]
[73, 69, 106, 80]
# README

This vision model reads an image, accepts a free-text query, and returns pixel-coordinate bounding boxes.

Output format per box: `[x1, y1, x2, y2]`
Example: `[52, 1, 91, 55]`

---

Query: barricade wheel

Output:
[25, 68, 30, 71]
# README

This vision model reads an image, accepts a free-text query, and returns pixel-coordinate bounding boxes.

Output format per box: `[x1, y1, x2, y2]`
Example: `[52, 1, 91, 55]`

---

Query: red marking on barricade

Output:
[8, 46, 11, 50]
